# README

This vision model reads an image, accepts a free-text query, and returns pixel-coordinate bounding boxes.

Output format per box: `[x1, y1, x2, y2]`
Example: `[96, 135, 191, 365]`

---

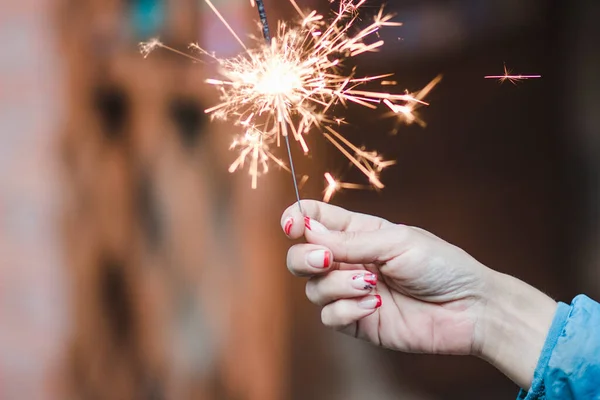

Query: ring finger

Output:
[305, 269, 378, 306]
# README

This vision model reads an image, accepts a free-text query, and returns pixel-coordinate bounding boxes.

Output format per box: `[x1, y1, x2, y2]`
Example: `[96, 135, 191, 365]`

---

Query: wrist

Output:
[473, 270, 557, 390]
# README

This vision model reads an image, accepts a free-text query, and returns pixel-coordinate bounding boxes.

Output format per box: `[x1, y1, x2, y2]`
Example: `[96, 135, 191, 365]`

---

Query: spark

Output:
[140, 0, 439, 195]
[139, 38, 162, 58]
[323, 172, 370, 203]
[485, 63, 541, 85]
[385, 74, 442, 132]
[298, 175, 310, 190]
[139, 38, 205, 63]
[229, 125, 289, 189]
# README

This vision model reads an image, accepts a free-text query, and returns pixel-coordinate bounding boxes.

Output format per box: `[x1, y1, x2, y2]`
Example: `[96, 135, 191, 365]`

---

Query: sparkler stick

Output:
[254, 0, 304, 212]
[255, 0, 272, 41]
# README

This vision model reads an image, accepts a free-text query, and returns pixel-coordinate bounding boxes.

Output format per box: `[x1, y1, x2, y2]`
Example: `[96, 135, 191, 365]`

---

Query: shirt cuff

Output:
[516, 301, 571, 400]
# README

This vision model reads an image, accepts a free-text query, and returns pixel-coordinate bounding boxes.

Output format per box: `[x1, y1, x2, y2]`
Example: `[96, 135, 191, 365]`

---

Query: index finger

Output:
[280, 199, 391, 239]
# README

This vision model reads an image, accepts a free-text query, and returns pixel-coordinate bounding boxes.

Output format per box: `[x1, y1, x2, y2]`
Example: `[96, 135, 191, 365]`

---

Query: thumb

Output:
[304, 217, 406, 264]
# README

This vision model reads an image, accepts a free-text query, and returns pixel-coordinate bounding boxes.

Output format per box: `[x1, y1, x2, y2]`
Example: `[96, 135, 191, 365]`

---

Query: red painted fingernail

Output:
[364, 273, 377, 286]
[358, 295, 382, 310]
[303, 216, 329, 233]
[351, 273, 375, 290]
[284, 217, 293, 236]
[323, 251, 331, 268]
[304, 216, 311, 230]
[307, 249, 330, 268]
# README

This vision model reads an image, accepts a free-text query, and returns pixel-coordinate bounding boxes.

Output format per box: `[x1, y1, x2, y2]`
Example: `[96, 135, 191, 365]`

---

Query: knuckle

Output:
[395, 223, 413, 242]
[320, 306, 336, 328]
[340, 230, 357, 246]
[336, 231, 357, 260]
[304, 279, 319, 304]
[391, 225, 419, 251]
[285, 248, 294, 272]
[405, 245, 429, 266]
[286, 247, 302, 276]
[321, 302, 352, 328]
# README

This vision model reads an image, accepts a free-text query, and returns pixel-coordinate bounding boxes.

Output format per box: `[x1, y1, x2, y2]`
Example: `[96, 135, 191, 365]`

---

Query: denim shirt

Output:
[517, 295, 600, 399]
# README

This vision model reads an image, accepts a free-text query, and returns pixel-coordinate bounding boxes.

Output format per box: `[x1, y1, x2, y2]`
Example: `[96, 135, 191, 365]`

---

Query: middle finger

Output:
[286, 243, 334, 276]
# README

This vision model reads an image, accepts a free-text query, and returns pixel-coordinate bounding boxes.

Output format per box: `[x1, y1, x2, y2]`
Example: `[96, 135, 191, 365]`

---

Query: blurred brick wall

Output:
[0, 0, 69, 399]
[57, 0, 291, 398]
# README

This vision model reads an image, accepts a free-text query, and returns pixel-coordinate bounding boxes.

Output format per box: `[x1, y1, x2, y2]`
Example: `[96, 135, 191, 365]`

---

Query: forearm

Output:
[474, 270, 557, 390]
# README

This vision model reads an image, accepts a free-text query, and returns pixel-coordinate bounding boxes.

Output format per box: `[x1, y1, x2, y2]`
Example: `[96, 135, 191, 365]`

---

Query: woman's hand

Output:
[281, 200, 489, 355]
[281, 200, 557, 389]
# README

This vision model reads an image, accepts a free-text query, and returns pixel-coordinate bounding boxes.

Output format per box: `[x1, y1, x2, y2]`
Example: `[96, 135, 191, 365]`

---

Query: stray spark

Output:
[139, 38, 162, 58]
[229, 125, 289, 189]
[140, 0, 439, 195]
[385, 74, 442, 132]
[139, 38, 205, 63]
[298, 175, 310, 190]
[323, 172, 370, 203]
[485, 63, 541, 85]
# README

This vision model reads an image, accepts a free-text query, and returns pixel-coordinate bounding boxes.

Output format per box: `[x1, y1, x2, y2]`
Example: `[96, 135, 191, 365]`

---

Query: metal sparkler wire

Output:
[256, 0, 271, 41]
[254, 0, 304, 213]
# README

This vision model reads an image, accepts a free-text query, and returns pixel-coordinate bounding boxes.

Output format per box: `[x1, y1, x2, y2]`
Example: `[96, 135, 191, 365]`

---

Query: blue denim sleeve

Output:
[517, 295, 600, 400]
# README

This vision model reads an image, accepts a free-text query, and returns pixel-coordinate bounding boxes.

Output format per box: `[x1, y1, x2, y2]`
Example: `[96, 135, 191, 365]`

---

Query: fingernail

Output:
[306, 249, 331, 269]
[284, 217, 293, 236]
[358, 295, 382, 310]
[351, 273, 377, 290]
[304, 217, 328, 234]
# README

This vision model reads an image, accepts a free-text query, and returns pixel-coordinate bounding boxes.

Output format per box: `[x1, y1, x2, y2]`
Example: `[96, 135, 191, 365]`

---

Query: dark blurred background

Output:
[0, 0, 599, 399]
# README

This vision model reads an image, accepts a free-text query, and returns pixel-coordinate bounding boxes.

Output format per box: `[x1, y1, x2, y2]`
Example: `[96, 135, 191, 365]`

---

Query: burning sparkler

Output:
[485, 63, 541, 85]
[140, 0, 439, 201]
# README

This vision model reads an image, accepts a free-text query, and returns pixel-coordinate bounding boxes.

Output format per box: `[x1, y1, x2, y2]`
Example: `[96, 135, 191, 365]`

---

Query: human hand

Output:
[281, 200, 491, 356]
[281, 200, 557, 391]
